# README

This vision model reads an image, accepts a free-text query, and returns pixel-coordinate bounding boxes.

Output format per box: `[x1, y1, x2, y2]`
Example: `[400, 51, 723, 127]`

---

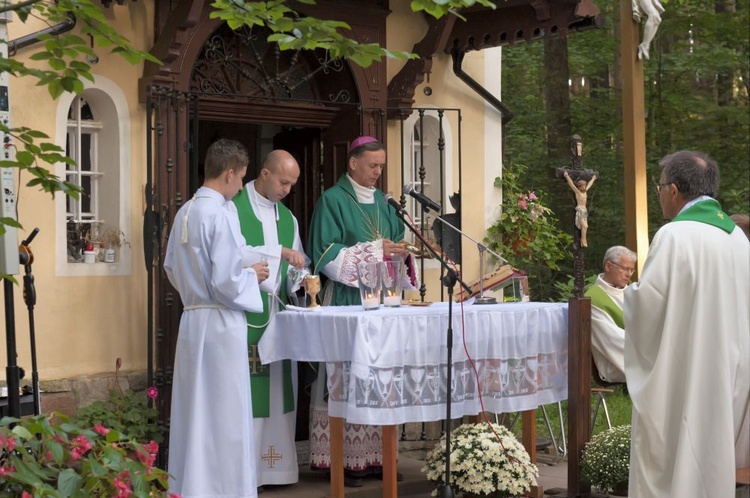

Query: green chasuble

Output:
[308, 175, 406, 306]
[585, 284, 624, 328]
[672, 199, 736, 234]
[232, 189, 295, 418]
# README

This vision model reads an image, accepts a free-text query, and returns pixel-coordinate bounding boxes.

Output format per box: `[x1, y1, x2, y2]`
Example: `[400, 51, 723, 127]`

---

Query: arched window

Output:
[55, 77, 131, 276]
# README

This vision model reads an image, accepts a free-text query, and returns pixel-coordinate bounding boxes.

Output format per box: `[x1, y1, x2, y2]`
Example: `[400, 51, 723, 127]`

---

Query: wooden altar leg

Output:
[521, 409, 537, 463]
[382, 425, 398, 498]
[522, 410, 544, 498]
[330, 416, 345, 498]
[567, 297, 592, 496]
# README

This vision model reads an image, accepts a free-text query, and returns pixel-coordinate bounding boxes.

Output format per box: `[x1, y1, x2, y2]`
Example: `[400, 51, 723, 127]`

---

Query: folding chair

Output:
[590, 357, 625, 435]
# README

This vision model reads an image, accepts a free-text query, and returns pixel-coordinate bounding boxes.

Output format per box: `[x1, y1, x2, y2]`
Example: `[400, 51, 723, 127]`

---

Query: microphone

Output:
[384, 194, 403, 213]
[402, 185, 441, 213]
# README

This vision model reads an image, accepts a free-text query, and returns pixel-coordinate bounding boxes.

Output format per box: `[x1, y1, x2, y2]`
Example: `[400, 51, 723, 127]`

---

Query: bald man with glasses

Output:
[584, 245, 637, 384]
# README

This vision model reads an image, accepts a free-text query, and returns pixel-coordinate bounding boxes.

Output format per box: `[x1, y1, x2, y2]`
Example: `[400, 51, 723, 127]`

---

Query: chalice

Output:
[303, 274, 321, 308]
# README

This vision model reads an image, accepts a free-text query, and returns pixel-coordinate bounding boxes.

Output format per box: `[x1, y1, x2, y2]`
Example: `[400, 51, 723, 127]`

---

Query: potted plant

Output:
[422, 422, 539, 497]
[485, 163, 572, 301]
[100, 226, 129, 263]
[581, 424, 631, 496]
[0, 413, 176, 497]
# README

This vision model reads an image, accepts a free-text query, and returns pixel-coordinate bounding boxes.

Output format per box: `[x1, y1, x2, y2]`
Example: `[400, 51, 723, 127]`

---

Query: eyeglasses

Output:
[609, 261, 635, 274]
[655, 182, 672, 194]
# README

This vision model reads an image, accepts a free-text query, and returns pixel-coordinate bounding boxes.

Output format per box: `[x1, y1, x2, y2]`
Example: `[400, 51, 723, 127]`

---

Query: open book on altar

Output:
[456, 264, 529, 302]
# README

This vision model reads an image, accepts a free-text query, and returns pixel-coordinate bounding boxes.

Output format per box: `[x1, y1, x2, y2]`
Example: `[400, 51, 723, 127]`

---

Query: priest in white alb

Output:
[233, 149, 308, 488]
[165, 139, 270, 498]
[624, 150, 749, 498]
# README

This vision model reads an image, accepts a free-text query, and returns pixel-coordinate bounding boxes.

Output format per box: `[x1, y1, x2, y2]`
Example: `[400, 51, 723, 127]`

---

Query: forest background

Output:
[498, 0, 749, 300]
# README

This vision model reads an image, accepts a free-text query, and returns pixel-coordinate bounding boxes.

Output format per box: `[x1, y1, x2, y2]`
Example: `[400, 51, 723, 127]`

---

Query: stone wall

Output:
[10, 371, 150, 417]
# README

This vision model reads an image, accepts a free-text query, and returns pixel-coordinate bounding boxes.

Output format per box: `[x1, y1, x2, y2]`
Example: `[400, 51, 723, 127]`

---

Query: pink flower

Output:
[4, 436, 15, 452]
[518, 198, 528, 210]
[94, 424, 111, 436]
[0, 466, 16, 477]
[168, 494, 182, 498]
[114, 477, 133, 497]
[70, 447, 86, 461]
[136, 444, 157, 468]
[528, 192, 538, 201]
[22, 492, 31, 498]
[70, 435, 93, 460]
[74, 435, 93, 451]
[147, 387, 158, 399]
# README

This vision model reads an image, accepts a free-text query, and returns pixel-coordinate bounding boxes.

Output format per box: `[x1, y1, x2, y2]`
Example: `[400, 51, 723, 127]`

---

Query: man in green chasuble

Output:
[307, 136, 419, 486]
[234, 150, 309, 488]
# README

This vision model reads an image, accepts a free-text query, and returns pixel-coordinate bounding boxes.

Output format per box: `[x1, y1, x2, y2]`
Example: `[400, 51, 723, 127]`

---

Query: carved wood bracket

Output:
[386, 0, 600, 113]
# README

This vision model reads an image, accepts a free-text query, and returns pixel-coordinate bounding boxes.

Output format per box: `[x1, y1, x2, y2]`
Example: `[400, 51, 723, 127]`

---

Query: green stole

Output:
[671, 199, 736, 234]
[233, 189, 295, 418]
[585, 284, 624, 328]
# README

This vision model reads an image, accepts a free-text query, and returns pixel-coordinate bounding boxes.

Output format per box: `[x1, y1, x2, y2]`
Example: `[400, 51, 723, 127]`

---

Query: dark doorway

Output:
[194, 119, 321, 442]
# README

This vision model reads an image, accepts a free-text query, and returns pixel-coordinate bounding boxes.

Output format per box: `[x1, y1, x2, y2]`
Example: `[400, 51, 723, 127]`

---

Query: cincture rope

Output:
[181, 195, 215, 244]
[183, 304, 227, 311]
[246, 293, 285, 329]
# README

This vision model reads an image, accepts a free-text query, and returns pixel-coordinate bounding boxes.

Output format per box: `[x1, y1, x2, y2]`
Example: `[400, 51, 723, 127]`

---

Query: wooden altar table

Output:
[259, 301, 568, 498]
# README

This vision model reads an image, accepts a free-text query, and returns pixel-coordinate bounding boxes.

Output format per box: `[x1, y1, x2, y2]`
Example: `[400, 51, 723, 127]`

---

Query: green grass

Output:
[494, 384, 632, 453]
[533, 384, 632, 448]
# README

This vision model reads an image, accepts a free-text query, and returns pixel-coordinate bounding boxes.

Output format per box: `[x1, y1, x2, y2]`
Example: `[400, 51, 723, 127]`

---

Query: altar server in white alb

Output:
[165, 139, 270, 498]
[624, 150, 750, 498]
[233, 149, 308, 487]
[585, 245, 637, 384]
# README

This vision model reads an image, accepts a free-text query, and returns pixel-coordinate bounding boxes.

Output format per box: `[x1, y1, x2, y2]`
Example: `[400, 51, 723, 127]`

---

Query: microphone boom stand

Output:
[390, 205, 470, 498]
[19, 228, 40, 415]
[433, 215, 507, 304]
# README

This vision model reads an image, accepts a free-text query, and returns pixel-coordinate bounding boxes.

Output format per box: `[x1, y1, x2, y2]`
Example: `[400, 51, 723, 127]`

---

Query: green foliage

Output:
[551, 272, 598, 302]
[485, 163, 573, 301]
[501, 0, 750, 272]
[209, 0, 498, 68]
[0, 413, 172, 497]
[411, 0, 495, 20]
[0, 0, 159, 250]
[72, 389, 164, 445]
[209, 0, 416, 68]
[581, 424, 631, 493]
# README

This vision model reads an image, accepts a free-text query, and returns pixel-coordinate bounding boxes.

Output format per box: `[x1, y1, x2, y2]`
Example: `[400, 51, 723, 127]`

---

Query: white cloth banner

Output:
[259, 302, 568, 425]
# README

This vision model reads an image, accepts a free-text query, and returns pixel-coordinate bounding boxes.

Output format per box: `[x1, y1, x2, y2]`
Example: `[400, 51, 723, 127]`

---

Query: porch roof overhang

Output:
[387, 0, 601, 110]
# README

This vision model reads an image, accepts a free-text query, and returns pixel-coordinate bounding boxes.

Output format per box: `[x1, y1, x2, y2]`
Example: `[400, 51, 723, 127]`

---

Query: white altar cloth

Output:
[259, 301, 568, 425]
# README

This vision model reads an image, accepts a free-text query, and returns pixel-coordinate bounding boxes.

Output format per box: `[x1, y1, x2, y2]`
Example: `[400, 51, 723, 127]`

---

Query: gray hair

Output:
[659, 150, 720, 201]
[603, 245, 637, 267]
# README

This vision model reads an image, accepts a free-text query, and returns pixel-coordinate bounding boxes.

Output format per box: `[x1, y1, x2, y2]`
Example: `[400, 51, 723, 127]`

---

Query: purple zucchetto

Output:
[348, 136, 379, 152]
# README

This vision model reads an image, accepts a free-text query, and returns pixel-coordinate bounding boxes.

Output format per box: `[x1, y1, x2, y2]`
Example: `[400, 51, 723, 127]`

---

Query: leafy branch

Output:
[210, 0, 497, 68]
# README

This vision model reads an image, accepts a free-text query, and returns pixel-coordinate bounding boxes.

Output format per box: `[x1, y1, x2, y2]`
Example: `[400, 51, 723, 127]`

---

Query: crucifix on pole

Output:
[556, 135, 598, 297]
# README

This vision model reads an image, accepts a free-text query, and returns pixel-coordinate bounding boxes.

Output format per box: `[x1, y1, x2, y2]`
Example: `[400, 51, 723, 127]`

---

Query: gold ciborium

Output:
[302, 274, 321, 308]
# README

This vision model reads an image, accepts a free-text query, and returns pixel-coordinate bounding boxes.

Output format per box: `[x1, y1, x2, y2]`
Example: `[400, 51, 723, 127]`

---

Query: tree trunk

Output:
[715, 0, 736, 106]
[542, 33, 573, 225]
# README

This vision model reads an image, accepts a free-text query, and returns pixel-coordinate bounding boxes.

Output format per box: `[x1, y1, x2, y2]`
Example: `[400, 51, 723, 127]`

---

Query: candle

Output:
[383, 295, 401, 307]
[362, 296, 380, 310]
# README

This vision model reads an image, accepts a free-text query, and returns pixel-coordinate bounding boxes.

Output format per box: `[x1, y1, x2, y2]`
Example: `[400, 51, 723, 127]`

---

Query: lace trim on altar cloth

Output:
[309, 408, 383, 471]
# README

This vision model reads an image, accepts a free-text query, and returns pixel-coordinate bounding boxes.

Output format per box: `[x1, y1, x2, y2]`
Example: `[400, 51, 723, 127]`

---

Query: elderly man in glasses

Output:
[584, 245, 636, 384]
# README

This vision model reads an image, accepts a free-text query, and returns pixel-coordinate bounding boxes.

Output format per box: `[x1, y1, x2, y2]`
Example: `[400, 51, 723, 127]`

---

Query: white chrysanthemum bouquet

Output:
[581, 424, 631, 494]
[422, 422, 538, 497]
